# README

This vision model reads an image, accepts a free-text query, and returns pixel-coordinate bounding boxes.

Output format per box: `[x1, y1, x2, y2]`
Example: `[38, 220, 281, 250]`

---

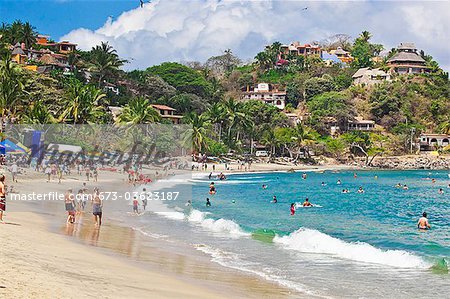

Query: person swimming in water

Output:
[403, 184, 409, 190]
[395, 183, 402, 188]
[262, 184, 267, 189]
[272, 195, 277, 203]
[302, 198, 312, 207]
[357, 186, 365, 193]
[337, 179, 341, 185]
[301, 173, 307, 180]
[342, 189, 347, 193]
[417, 212, 431, 230]
[206, 198, 211, 207]
[209, 182, 216, 194]
[321, 182, 326, 186]
[290, 203, 296, 215]
[438, 188, 444, 194]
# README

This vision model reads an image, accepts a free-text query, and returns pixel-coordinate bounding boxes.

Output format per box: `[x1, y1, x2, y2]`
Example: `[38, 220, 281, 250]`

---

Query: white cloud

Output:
[61, 0, 450, 71]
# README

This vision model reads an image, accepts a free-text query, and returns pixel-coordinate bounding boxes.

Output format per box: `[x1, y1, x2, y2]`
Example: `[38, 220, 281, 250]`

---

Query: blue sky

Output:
[0, 0, 137, 39]
[1, 0, 449, 71]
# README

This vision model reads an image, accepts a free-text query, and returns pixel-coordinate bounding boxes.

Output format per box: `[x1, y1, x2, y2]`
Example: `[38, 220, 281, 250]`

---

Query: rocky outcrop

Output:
[370, 156, 450, 170]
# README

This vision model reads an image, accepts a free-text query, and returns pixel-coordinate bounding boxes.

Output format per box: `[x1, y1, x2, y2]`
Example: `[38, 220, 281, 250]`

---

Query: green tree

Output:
[304, 76, 335, 100]
[20, 100, 56, 124]
[117, 97, 161, 124]
[351, 31, 383, 68]
[88, 42, 126, 87]
[183, 112, 210, 153]
[18, 21, 37, 49]
[147, 62, 212, 98]
[61, 79, 108, 124]
[0, 54, 25, 117]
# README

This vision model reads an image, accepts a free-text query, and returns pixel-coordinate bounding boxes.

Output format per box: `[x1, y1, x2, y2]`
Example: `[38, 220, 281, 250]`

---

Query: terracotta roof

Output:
[151, 104, 176, 111]
[59, 41, 77, 46]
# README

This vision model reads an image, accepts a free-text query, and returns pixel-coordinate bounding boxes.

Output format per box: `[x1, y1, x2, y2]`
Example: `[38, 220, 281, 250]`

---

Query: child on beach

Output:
[133, 197, 139, 214]
[65, 189, 76, 224]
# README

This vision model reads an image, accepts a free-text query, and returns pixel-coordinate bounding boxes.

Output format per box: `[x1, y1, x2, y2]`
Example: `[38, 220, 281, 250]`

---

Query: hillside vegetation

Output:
[1, 22, 449, 163]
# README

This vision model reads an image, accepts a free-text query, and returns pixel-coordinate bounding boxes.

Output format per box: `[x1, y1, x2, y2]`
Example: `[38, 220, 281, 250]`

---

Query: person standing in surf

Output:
[417, 212, 431, 230]
[290, 203, 296, 215]
[92, 189, 103, 226]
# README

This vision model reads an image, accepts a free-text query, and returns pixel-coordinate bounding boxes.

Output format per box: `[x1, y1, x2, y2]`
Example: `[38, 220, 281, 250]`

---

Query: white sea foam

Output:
[194, 244, 321, 297]
[188, 209, 250, 238]
[274, 228, 430, 269]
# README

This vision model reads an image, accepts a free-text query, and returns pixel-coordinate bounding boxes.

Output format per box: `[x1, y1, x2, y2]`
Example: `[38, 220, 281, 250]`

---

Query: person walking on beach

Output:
[85, 166, 91, 181]
[65, 189, 76, 224]
[45, 165, 51, 182]
[92, 190, 103, 226]
[418, 212, 431, 230]
[0, 175, 6, 223]
[10, 162, 18, 183]
[133, 196, 139, 214]
[141, 188, 148, 211]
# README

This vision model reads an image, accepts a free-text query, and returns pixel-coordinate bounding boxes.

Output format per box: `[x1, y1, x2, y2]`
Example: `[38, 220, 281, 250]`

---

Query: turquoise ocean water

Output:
[124, 170, 450, 298]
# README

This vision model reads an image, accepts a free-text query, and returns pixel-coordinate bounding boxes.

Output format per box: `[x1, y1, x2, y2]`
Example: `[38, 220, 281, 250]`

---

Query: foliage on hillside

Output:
[1, 21, 449, 162]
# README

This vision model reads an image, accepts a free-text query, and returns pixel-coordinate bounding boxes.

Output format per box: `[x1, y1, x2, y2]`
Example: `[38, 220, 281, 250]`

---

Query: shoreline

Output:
[1, 169, 297, 298]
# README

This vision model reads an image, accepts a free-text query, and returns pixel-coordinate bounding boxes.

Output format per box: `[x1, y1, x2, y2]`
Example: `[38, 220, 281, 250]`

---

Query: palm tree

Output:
[439, 117, 450, 134]
[9, 20, 23, 44]
[61, 80, 107, 124]
[359, 31, 372, 42]
[261, 128, 279, 157]
[182, 112, 210, 154]
[116, 97, 161, 124]
[20, 100, 56, 124]
[18, 22, 36, 49]
[0, 54, 25, 117]
[206, 102, 224, 138]
[89, 42, 126, 87]
[292, 123, 318, 158]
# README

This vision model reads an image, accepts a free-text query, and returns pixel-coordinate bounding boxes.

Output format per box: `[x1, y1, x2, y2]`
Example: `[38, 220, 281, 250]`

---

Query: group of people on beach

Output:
[64, 184, 103, 226]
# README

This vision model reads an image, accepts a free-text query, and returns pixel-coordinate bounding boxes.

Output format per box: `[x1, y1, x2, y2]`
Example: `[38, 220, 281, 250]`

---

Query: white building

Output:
[241, 83, 286, 109]
[347, 118, 375, 131]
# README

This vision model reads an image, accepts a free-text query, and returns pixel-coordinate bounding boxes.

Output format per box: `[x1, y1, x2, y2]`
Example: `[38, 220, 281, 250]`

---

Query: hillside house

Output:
[387, 43, 429, 74]
[242, 83, 286, 109]
[280, 42, 322, 58]
[419, 134, 450, 151]
[151, 104, 183, 124]
[329, 47, 353, 64]
[352, 68, 391, 85]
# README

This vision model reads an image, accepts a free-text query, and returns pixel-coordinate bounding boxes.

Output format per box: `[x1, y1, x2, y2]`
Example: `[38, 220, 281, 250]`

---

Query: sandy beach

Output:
[1, 166, 300, 298]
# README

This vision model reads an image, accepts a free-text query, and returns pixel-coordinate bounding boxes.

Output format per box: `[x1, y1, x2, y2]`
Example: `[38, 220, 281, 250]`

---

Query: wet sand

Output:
[1, 169, 298, 298]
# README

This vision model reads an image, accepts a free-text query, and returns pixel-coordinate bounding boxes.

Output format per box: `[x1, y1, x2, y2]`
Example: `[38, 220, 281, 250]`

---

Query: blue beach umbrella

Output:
[0, 139, 26, 154]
